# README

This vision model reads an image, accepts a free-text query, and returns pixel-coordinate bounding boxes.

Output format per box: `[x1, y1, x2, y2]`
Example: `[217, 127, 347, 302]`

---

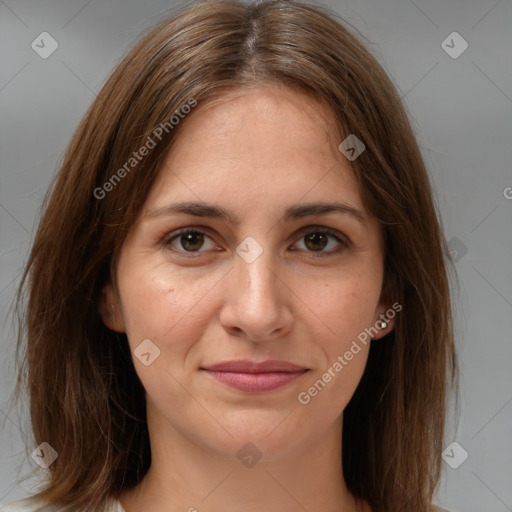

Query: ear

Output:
[98, 283, 126, 333]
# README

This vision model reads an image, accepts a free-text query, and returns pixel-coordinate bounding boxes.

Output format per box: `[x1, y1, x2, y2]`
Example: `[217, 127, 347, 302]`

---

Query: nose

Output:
[219, 244, 294, 343]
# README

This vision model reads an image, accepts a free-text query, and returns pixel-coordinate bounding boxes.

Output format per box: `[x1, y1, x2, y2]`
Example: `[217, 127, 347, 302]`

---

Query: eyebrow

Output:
[143, 201, 367, 224]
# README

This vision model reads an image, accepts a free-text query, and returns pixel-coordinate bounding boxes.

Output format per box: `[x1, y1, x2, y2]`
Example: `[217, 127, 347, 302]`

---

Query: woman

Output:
[4, 0, 459, 510]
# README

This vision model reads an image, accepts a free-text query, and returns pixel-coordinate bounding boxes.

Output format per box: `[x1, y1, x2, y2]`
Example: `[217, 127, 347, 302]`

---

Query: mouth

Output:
[200, 360, 310, 393]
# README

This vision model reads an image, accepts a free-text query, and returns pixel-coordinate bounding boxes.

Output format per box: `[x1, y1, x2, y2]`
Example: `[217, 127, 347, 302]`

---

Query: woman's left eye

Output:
[162, 227, 348, 257]
[292, 228, 349, 256]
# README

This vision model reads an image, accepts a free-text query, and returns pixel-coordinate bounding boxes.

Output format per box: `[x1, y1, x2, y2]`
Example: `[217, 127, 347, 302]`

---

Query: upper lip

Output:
[201, 360, 309, 373]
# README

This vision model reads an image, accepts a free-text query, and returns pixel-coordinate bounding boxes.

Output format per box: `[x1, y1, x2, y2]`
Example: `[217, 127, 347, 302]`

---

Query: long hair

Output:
[10, 0, 459, 510]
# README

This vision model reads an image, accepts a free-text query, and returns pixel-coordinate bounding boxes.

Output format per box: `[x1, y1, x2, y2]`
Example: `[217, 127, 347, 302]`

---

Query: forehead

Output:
[144, 85, 364, 212]
[175, 84, 343, 157]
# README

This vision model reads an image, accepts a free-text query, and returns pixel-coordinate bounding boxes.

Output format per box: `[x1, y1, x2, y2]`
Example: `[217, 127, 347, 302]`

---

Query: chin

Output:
[203, 419, 311, 464]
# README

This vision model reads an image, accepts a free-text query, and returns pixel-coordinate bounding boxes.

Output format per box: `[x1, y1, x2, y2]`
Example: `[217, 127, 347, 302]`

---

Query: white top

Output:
[0, 497, 125, 512]
[0, 497, 453, 512]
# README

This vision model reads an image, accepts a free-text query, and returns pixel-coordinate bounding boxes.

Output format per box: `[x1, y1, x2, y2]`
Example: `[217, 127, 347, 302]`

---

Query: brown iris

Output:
[303, 232, 328, 251]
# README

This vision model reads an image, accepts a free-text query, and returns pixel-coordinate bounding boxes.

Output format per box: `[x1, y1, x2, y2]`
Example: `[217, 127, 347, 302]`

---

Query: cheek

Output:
[297, 346, 369, 423]
[294, 272, 379, 409]
[117, 256, 216, 352]
[302, 270, 382, 344]
[116, 260, 220, 413]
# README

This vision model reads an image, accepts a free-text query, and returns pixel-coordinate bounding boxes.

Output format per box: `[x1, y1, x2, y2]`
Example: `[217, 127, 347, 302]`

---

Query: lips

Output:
[200, 360, 310, 393]
[202, 359, 308, 373]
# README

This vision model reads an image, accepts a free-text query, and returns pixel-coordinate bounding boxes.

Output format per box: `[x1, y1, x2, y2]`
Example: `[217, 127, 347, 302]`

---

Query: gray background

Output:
[1, 0, 511, 511]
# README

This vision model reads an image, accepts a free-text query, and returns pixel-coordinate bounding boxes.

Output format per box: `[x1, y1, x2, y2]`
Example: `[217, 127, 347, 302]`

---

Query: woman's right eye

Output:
[164, 229, 218, 254]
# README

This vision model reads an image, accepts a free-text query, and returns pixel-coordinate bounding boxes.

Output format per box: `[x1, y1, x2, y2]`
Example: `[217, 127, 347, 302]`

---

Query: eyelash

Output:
[161, 226, 350, 259]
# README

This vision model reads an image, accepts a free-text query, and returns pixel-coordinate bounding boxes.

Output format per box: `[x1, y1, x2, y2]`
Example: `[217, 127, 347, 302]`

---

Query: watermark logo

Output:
[338, 134, 365, 161]
[134, 338, 161, 366]
[31, 32, 58, 59]
[441, 32, 468, 59]
[447, 236, 468, 263]
[442, 441, 469, 469]
[31, 442, 58, 468]
[236, 236, 263, 264]
[237, 442, 263, 468]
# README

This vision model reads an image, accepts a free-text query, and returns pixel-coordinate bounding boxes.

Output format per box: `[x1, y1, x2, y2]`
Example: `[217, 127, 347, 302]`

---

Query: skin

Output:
[100, 84, 394, 512]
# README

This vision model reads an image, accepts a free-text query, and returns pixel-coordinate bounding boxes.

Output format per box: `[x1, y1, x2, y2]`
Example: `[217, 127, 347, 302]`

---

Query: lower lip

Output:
[202, 370, 308, 392]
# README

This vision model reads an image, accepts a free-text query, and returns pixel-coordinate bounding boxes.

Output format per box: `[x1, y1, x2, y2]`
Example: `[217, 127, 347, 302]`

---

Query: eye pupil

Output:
[181, 232, 204, 251]
[305, 232, 328, 251]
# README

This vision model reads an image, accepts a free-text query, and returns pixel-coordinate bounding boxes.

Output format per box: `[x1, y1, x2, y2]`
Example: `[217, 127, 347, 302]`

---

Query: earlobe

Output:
[373, 315, 394, 340]
[371, 304, 396, 341]
[98, 283, 126, 333]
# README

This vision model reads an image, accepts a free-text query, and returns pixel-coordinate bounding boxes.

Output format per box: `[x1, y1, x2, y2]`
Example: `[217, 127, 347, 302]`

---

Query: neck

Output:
[119, 403, 367, 512]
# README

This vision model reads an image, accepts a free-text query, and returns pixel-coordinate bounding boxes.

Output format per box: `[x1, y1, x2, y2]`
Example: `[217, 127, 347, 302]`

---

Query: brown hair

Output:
[10, 0, 459, 510]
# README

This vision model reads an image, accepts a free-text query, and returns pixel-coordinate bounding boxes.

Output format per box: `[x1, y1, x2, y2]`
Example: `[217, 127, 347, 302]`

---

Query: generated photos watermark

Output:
[93, 97, 198, 200]
[297, 301, 402, 405]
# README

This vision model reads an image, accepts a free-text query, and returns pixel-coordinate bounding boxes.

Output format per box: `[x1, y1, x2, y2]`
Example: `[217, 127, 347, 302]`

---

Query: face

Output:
[100, 85, 394, 462]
